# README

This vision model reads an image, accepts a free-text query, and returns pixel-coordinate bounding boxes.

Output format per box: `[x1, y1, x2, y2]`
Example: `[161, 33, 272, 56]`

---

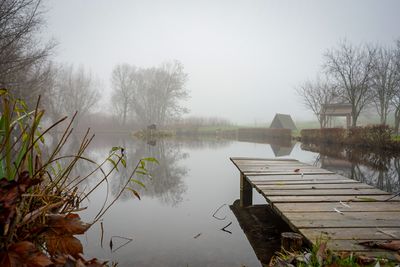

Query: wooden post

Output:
[281, 232, 303, 252]
[240, 173, 252, 207]
[346, 114, 351, 129]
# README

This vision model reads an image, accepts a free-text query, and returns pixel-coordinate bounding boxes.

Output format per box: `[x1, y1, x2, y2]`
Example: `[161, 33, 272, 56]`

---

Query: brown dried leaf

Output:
[0, 172, 41, 231]
[359, 240, 400, 251]
[356, 255, 376, 265]
[47, 213, 90, 235]
[377, 240, 400, 251]
[45, 234, 83, 257]
[52, 254, 107, 267]
[0, 241, 52, 267]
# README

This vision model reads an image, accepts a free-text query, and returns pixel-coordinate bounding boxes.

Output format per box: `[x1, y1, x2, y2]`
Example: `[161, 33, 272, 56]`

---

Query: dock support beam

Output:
[240, 173, 252, 207]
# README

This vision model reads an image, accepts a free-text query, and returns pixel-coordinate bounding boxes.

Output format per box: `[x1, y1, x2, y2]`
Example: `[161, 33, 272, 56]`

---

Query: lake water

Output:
[73, 134, 400, 266]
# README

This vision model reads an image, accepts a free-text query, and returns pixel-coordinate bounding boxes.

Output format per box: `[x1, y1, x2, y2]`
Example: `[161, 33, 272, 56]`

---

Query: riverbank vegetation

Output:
[0, 91, 154, 266]
[270, 239, 399, 267]
[297, 39, 400, 131]
[301, 125, 400, 151]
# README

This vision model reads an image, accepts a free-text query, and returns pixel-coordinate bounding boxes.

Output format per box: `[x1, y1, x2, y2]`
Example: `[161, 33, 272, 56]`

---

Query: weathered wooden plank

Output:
[275, 202, 400, 212]
[299, 228, 400, 240]
[247, 171, 335, 176]
[244, 170, 334, 175]
[248, 174, 350, 181]
[243, 170, 333, 175]
[231, 157, 298, 161]
[241, 169, 326, 176]
[235, 161, 307, 165]
[283, 211, 400, 222]
[256, 183, 373, 190]
[238, 165, 324, 170]
[252, 180, 360, 185]
[267, 195, 400, 203]
[261, 188, 390, 196]
[288, 217, 400, 228]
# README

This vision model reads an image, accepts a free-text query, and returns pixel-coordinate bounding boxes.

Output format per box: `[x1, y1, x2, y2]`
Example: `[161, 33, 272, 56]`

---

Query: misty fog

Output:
[2, 1, 400, 266]
[43, 0, 400, 124]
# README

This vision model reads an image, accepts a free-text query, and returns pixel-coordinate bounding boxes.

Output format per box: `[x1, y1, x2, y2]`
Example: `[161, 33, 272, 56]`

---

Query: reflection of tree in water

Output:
[150, 135, 232, 152]
[45, 133, 235, 207]
[111, 138, 188, 206]
[348, 161, 400, 193]
[305, 143, 400, 193]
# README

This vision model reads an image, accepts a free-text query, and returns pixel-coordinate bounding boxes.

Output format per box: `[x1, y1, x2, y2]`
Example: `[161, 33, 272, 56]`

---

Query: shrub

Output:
[301, 125, 394, 150]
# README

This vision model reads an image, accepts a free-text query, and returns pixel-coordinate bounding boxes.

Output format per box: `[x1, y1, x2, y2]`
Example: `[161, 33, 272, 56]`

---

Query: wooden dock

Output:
[230, 157, 400, 260]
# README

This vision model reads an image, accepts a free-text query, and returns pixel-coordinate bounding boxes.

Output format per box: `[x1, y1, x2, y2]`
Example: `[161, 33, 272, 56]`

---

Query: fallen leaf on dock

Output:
[339, 201, 351, 208]
[294, 168, 300, 173]
[359, 240, 400, 251]
[333, 208, 343, 215]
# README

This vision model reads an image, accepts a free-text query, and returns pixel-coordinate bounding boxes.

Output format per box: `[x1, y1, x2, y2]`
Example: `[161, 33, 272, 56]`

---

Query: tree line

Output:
[0, 0, 189, 128]
[297, 40, 400, 133]
[111, 61, 188, 128]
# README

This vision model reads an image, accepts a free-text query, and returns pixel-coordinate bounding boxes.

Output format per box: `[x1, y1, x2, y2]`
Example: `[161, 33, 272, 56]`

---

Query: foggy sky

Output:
[45, 0, 400, 124]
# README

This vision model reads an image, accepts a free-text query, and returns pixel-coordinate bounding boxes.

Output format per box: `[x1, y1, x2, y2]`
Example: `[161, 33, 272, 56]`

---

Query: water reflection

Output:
[270, 142, 295, 157]
[125, 139, 189, 206]
[42, 133, 400, 266]
[48, 133, 234, 206]
[302, 143, 400, 193]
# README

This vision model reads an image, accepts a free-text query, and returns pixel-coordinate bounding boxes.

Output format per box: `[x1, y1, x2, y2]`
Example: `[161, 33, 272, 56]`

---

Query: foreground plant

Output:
[0, 89, 155, 266]
[269, 239, 399, 267]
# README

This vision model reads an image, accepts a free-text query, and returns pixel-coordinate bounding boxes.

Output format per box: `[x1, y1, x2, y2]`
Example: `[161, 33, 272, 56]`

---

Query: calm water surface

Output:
[73, 134, 399, 266]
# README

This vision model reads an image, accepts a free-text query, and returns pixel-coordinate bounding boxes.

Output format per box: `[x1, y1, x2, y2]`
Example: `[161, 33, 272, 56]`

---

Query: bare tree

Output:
[296, 76, 338, 128]
[111, 64, 136, 126]
[371, 45, 400, 124]
[49, 64, 101, 123]
[392, 40, 400, 134]
[0, 0, 55, 106]
[324, 41, 376, 126]
[123, 60, 189, 127]
[156, 60, 189, 124]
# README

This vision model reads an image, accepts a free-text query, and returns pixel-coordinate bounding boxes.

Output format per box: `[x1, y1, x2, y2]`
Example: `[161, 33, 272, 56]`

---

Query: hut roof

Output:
[270, 113, 297, 130]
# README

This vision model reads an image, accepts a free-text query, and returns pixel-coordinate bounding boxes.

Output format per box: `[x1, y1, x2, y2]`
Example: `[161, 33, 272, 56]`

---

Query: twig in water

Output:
[212, 204, 227, 220]
[110, 235, 133, 253]
[193, 233, 202, 239]
[100, 221, 104, 248]
[221, 222, 232, 234]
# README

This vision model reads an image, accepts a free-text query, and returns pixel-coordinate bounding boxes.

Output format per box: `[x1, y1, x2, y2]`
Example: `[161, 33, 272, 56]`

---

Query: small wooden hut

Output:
[270, 113, 297, 130]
